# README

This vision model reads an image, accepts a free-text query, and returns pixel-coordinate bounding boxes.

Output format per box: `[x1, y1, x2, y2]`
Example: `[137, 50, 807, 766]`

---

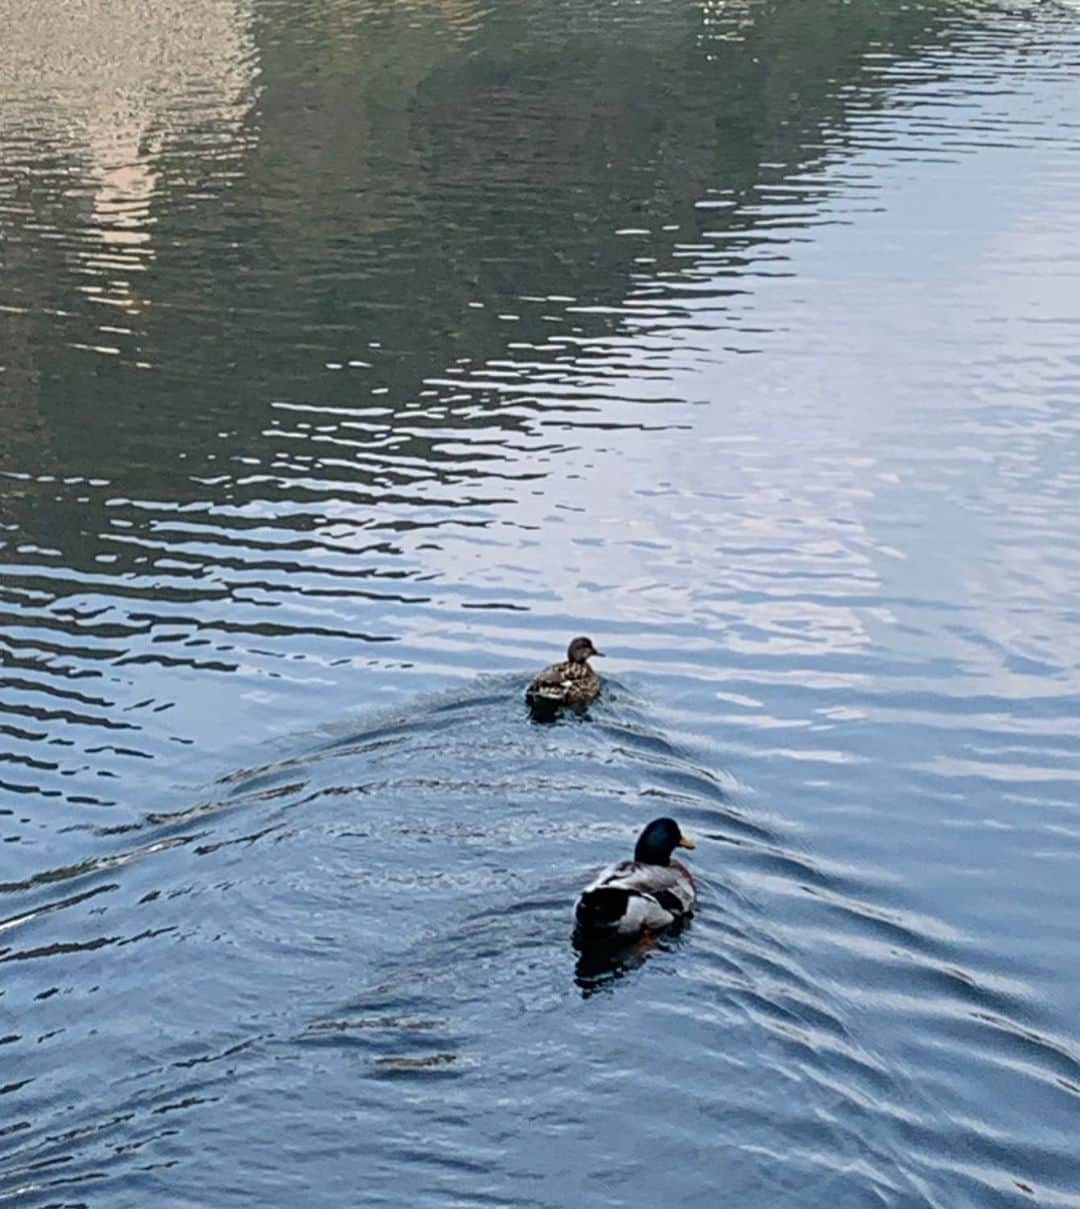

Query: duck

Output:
[525, 636, 604, 713]
[573, 817, 696, 944]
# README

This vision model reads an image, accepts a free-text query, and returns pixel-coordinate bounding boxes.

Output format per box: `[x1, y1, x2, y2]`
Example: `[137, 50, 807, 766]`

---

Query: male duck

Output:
[525, 636, 604, 713]
[573, 817, 696, 944]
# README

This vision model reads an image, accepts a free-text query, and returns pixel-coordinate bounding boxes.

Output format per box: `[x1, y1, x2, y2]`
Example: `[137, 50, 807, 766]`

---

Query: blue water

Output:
[2, 0, 1079, 1204]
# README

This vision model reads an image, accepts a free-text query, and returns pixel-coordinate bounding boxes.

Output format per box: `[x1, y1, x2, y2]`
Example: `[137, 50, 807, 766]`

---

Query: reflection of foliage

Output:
[3, 0, 965, 506]
[200, 0, 962, 372]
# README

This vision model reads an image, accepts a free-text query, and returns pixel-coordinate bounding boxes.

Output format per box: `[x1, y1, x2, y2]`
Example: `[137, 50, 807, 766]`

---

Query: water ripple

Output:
[3, 0, 1080, 1204]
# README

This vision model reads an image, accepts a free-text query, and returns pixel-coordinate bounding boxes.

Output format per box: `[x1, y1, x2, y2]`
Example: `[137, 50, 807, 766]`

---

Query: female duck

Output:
[573, 817, 696, 944]
[525, 636, 604, 712]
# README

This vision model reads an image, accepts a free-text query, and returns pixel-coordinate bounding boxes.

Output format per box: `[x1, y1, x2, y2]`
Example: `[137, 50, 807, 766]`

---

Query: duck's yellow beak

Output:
[678, 833, 695, 849]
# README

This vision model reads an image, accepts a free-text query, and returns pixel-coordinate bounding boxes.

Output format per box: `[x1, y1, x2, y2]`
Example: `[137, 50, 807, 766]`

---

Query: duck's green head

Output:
[568, 636, 603, 663]
[634, 817, 695, 865]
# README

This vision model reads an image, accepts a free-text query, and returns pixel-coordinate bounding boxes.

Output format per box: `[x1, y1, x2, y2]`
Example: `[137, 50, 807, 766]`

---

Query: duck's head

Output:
[634, 817, 695, 865]
[568, 636, 603, 663]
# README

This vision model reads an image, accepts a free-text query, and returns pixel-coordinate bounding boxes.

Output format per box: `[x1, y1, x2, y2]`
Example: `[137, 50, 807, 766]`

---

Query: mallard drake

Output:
[573, 817, 696, 944]
[525, 636, 604, 712]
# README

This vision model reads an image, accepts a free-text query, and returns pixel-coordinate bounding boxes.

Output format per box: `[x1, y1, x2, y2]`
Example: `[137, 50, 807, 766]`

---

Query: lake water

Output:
[2, 0, 1080, 1205]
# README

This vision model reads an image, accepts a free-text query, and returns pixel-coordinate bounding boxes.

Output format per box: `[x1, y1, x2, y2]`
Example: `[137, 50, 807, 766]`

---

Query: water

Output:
[2, 0, 1080, 1204]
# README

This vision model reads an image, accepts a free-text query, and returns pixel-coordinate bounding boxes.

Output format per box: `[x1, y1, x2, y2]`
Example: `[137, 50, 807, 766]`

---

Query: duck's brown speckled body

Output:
[525, 636, 603, 712]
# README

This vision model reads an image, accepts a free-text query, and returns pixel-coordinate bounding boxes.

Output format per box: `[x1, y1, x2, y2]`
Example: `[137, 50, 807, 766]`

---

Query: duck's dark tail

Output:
[573, 886, 631, 937]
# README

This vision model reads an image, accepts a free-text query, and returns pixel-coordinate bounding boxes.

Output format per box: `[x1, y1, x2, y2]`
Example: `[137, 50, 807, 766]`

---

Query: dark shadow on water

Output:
[572, 919, 692, 997]
[525, 696, 592, 725]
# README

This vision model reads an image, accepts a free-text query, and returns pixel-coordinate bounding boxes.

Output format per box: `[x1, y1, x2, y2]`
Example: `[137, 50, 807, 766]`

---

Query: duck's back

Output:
[526, 659, 599, 703]
[574, 858, 695, 939]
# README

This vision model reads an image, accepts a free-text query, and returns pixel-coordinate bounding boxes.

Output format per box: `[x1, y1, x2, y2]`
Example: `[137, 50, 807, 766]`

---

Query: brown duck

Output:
[525, 636, 604, 711]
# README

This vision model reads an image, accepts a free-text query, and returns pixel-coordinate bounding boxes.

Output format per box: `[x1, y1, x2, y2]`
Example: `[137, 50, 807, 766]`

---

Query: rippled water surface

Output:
[3, 0, 1080, 1204]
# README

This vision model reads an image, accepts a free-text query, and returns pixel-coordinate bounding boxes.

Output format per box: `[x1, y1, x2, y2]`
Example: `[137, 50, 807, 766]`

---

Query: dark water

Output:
[3, 0, 1080, 1204]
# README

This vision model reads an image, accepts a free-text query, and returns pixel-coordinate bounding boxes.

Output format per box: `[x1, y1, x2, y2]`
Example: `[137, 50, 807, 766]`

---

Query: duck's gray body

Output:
[572, 817, 697, 944]
[573, 857, 696, 940]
